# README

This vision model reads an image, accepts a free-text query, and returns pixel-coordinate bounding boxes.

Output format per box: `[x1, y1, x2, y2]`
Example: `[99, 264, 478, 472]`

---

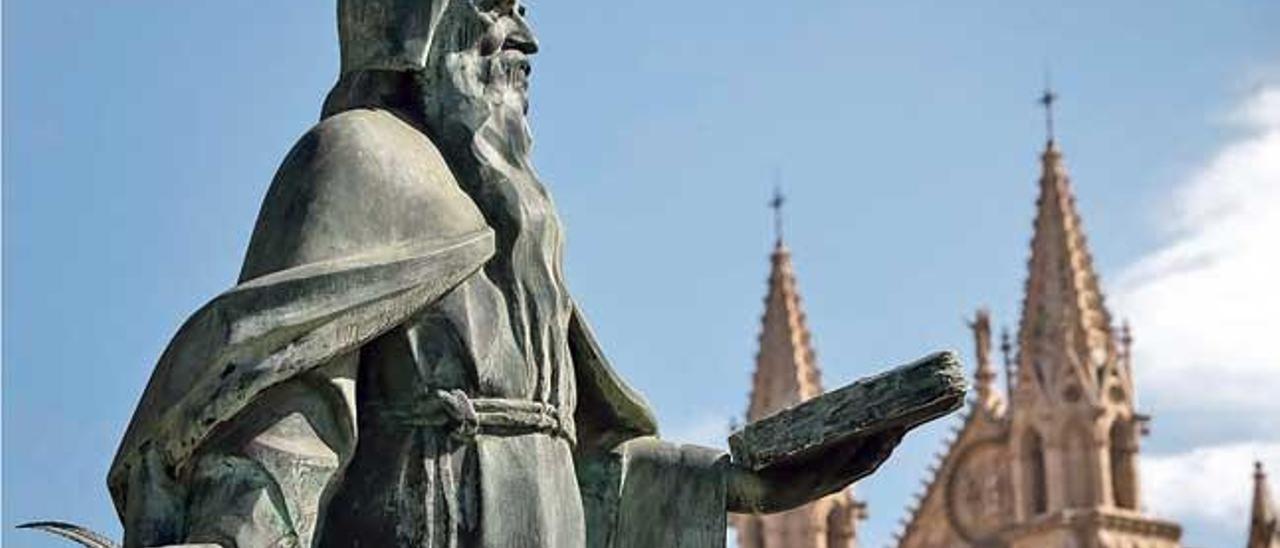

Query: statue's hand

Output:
[724, 351, 966, 513]
[725, 427, 905, 514]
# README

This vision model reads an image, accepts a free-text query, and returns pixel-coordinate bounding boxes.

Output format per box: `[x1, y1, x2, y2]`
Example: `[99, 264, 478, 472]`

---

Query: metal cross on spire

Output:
[1039, 86, 1058, 145]
[769, 184, 786, 244]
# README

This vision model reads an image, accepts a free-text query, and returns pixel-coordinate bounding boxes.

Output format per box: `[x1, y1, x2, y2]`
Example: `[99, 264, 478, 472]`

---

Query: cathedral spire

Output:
[736, 192, 860, 548]
[968, 308, 1001, 411]
[896, 90, 1183, 548]
[747, 192, 822, 422]
[1015, 90, 1120, 404]
[1251, 462, 1280, 548]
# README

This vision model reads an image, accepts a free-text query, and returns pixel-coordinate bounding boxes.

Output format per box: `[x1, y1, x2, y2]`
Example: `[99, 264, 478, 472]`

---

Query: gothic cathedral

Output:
[895, 128, 1183, 547]
[731, 94, 1279, 547]
[732, 229, 866, 547]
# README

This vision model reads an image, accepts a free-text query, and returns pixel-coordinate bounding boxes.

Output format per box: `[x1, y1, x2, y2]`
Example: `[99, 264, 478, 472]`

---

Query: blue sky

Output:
[4, 2, 1278, 547]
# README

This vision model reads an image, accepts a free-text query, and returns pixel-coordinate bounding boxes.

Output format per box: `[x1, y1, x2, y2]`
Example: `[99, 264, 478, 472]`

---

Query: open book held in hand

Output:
[729, 351, 967, 472]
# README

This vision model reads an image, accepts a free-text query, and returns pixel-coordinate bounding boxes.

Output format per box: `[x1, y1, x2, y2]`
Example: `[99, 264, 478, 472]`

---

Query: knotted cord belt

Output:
[371, 389, 572, 443]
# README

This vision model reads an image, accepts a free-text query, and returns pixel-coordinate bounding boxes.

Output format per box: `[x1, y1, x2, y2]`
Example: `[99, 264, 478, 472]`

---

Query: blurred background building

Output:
[893, 114, 1182, 546]
[1252, 463, 1280, 548]
[732, 193, 866, 547]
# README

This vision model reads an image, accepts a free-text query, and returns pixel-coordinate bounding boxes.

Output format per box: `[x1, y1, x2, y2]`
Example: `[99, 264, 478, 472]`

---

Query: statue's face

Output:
[425, 0, 539, 123]
[470, 0, 539, 71]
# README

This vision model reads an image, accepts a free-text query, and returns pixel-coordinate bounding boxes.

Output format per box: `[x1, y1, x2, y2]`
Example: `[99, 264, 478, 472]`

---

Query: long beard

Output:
[421, 50, 569, 358]
[422, 49, 546, 255]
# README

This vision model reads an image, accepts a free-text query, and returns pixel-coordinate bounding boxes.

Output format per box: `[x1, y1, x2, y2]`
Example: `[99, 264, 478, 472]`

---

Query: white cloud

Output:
[1143, 442, 1280, 524]
[1113, 85, 1280, 416]
[1110, 85, 1280, 538]
[1229, 86, 1280, 128]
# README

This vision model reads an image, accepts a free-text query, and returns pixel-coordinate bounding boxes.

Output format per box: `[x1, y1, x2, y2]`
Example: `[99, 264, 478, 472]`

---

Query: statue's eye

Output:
[477, 0, 506, 14]
[481, 0, 512, 14]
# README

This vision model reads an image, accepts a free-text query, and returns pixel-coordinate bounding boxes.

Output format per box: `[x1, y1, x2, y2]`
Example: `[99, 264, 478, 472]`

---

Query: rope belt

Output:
[371, 389, 571, 443]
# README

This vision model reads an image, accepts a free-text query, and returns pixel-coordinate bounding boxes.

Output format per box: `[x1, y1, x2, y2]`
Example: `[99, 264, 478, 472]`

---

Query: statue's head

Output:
[335, 0, 538, 141]
[333, 0, 547, 249]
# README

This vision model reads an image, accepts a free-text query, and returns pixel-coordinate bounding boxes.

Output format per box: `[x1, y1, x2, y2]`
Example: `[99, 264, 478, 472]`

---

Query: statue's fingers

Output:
[837, 428, 907, 480]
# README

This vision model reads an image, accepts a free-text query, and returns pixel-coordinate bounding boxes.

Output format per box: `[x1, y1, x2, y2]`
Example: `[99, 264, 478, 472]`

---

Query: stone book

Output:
[729, 351, 967, 472]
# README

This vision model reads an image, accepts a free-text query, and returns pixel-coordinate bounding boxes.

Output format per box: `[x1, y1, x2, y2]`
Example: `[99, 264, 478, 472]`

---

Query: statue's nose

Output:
[504, 17, 539, 54]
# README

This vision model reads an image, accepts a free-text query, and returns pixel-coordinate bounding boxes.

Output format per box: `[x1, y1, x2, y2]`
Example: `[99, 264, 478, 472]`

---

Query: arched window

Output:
[1024, 430, 1048, 515]
[1110, 419, 1138, 509]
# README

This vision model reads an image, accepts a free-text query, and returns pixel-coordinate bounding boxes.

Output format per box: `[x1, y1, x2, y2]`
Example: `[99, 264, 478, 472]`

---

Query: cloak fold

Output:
[109, 229, 495, 511]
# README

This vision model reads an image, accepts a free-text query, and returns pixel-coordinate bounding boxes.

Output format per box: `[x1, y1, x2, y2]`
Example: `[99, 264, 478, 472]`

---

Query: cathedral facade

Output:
[895, 132, 1183, 548]
[731, 234, 865, 547]
[728, 97, 1280, 548]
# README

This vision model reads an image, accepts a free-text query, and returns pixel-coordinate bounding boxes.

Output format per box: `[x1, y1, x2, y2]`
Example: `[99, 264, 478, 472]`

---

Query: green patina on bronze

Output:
[26, 1, 966, 547]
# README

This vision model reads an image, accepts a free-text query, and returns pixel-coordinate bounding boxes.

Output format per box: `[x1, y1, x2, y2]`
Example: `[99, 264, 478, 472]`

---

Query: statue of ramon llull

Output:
[21, 1, 966, 546]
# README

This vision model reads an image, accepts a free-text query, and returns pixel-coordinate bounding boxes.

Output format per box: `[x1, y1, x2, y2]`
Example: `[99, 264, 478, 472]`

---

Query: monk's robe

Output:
[109, 108, 729, 548]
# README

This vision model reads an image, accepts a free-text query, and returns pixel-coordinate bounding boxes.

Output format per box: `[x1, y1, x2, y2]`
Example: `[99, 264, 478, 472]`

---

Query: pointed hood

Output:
[338, 0, 450, 74]
[1015, 140, 1123, 403]
[746, 240, 824, 421]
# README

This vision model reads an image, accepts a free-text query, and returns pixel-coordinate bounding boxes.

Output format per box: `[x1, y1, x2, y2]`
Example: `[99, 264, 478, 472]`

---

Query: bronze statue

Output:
[24, 1, 964, 546]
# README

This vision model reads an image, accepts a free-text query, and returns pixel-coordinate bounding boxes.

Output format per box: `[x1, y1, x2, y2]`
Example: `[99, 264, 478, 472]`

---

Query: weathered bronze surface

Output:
[25, 2, 965, 546]
[730, 352, 966, 472]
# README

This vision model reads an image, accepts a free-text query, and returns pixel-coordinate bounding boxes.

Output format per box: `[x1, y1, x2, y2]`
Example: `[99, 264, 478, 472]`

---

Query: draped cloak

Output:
[108, 108, 729, 547]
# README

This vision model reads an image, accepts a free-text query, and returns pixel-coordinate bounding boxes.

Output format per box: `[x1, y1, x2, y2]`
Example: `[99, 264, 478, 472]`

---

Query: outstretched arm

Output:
[726, 428, 905, 513]
[725, 351, 964, 513]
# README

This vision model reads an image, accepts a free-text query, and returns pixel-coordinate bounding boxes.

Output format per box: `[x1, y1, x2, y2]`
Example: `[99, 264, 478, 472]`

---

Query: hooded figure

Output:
[106, 2, 908, 547]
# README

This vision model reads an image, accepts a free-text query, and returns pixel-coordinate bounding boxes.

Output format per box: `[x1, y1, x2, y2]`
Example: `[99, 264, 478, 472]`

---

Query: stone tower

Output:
[1250, 462, 1280, 548]
[732, 216, 865, 548]
[895, 96, 1182, 547]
